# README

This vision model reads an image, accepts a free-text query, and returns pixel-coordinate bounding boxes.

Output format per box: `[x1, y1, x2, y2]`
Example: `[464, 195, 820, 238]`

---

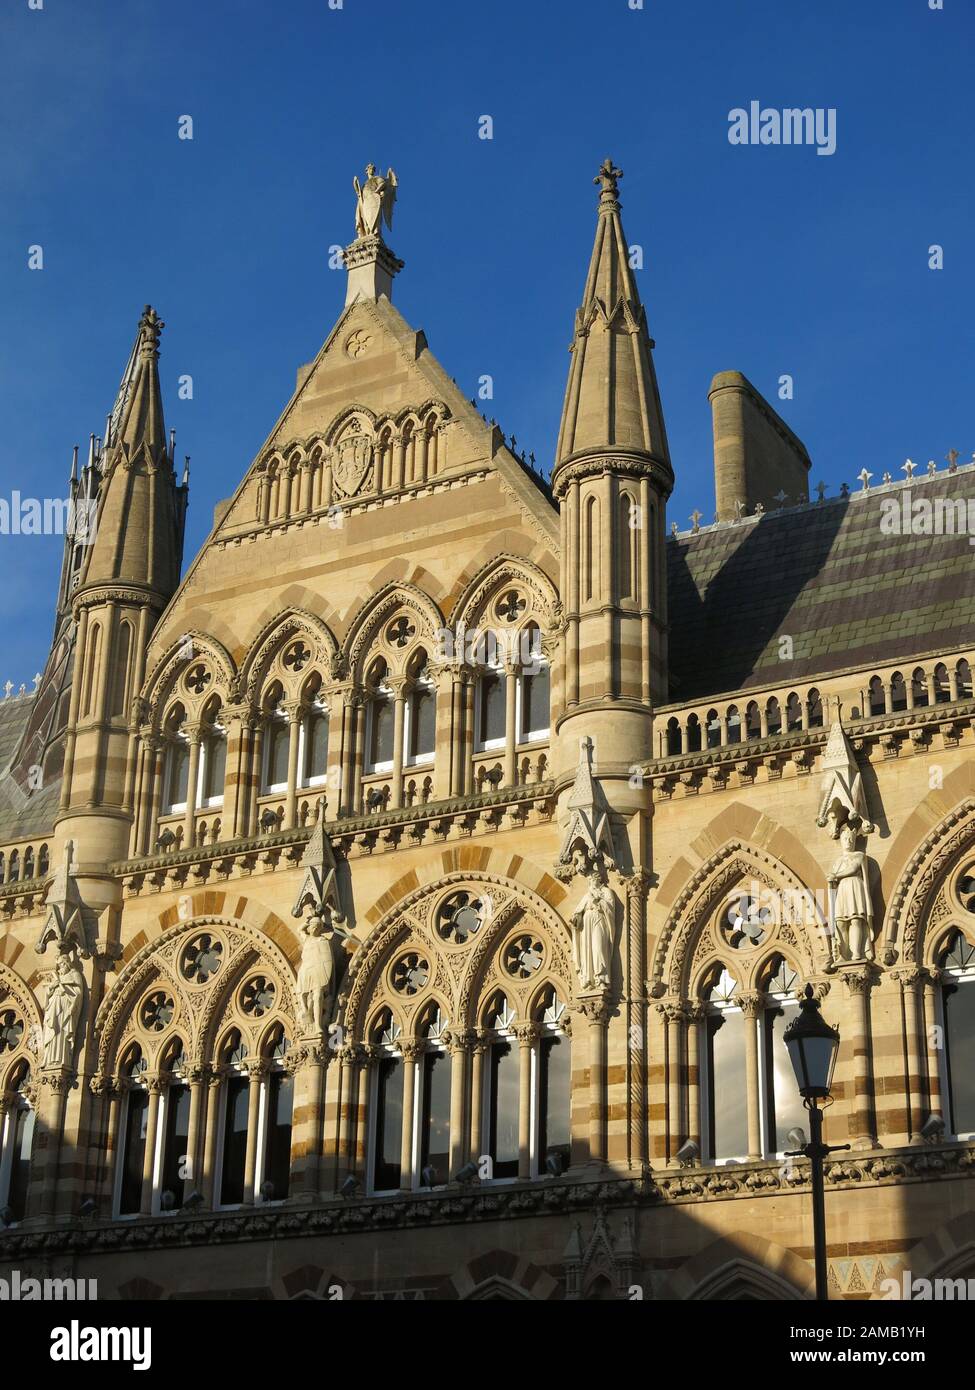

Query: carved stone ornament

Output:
[555, 736, 620, 882]
[35, 840, 98, 960]
[330, 423, 374, 497]
[291, 808, 350, 1034]
[817, 709, 873, 839]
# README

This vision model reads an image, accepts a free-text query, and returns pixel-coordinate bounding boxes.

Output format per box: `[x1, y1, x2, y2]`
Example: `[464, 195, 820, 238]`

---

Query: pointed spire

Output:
[76, 305, 184, 599]
[554, 160, 671, 475]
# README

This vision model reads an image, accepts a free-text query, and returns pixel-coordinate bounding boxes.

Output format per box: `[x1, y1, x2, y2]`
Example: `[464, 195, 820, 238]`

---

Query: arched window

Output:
[957, 659, 973, 700]
[301, 700, 330, 786]
[109, 621, 132, 717]
[81, 623, 100, 718]
[807, 688, 823, 728]
[665, 717, 682, 756]
[262, 700, 290, 792]
[199, 706, 227, 808]
[0, 1061, 34, 1223]
[368, 1010, 403, 1193]
[417, 1007, 450, 1188]
[939, 929, 975, 1139]
[911, 668, 930, 708]
[686, 713, 702, 753]
[0, 854, 5, 883]
[22, 847, 34, 880]
[868, 675, 886, 715]
[116, 1048, 149, 1216]
[534, 986, 570, 1177]
[365, 660, 395, 773]
[583, 494, 598, 602]
[890, 671, 907, 712]
[518, 626, 549, 743]
[484, 992, 519, 1180]
[618, 492, 636, 600]
[701, 967, 748, 1163]
[406, 659, 436, 766]
[785, 692, 802, 731]
[37, 844, 49, 877]
[158, 1043, 191, 1212]
[261, 1024, 293, 1203]
[475, 636, 506, 752]
[760, 958, 806, 1156]
[217, 1030, 250, 1208]
[933, 663, 951, 704]
[8, 851, 19, 884]
[765, 697, 782, 736]
[726, 706, 741, 744]
[706, 710, 721, 749]
[745, 702, 761, 739]
[163, 706, 190, 815]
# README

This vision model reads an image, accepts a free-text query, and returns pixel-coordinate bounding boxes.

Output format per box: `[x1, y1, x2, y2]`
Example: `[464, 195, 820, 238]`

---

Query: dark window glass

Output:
[166, 742, 189, 810]
[686, 717, 702, 753]
[410, 687, 436, 759]
[306, 712, 329, 782]
[706, 1010, 748, 1161]
[521, 667, 550, 738]
[119, 1088, 149, 1215]
[479, 671, 505, 745]
[160, 1084, 191, 1209]
[264, 1072, 294, 1200]
[203, 735, 226, 802]
[763, 1000, 805, 1152]
[374, 1057, 403, 1190]
[6, 1108, 34, 1221]
[539, 1035, 571, 1173]
[766, 701, 782, 735]
[945, 979, 975, 1135]
[370, 696, 394, 767]
[419, 1051, 451, 1184]
[265, 720, 289, 788]
[219, 1076, 250, 1206]
[488, 1041, 519, 1178]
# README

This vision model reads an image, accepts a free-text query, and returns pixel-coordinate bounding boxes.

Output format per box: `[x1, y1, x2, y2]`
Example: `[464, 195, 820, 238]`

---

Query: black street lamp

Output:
[783, 983, 849, 1301]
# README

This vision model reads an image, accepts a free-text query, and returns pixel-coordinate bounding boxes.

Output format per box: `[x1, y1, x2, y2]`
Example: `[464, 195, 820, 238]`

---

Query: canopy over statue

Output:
[353, 164, 398, 239]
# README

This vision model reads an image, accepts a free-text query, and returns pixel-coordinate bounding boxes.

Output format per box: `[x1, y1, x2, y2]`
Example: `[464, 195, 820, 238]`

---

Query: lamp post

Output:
[783, 983, 849, 1301]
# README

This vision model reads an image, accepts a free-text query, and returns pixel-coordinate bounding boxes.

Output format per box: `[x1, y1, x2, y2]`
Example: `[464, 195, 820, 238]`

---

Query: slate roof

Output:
[666, 465, 975, 703]
[0, 694, 61, 846]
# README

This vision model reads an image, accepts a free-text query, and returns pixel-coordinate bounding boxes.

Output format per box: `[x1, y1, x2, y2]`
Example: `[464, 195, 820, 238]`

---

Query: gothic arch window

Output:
[216, 1028, 250, 1208]
[0, 853, 5, 884]
[22, 847, 34, 880]
[260, 1023, 293, 1203]
[482, 991, 519, 1181]
[517, 623, 550, 744]
[938, 928, 975, 1139]
[957, 659, 973, 700]
[726, 706, 741, 744]
[807, 688, 824, 728]
[533, 985, 571, 1177]
[158, 1039, 191, 1212]
[700, 966, 748, 1163]
[301, 695, 330, 788]
[162, 705, 190, 815]
[686, 713, 702, 753]
[8, 851, 19, 884]
[934, 662, 951, 704]
[759, 957, 805, 1156]
[115, 1046, 150, 1217]
[583, 494, 598, 602]
[416, 1003, 451, 1189]
[912, 667, 930, 708]
[474, 634, 506, 752]
[368, 1009, 404, 1194]
[405, 651, 436, 767]
[706, 709, 721, 749]
[81, 623, 100, 718]
[618, 491, 636, 600]
[109, 621, 133, 718]
[890, 671, 907, 712]
[765, 696, 782, 736]
[745, 701, 761, 739]
[198, 697, 227, 809]
[785, 692, 802, 732]
[365, 658, 395, 774]
[262, 684, 290, 794]
[868, 675, 886, 715]
[0, 1060, 34, 1224]
[38, 844, 49, 877]
[666, 717, 682, 756]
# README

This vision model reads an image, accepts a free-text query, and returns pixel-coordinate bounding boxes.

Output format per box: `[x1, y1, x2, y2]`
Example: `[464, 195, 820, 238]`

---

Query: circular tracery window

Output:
[391, 953, 430, 996]
[721, 894, 773, 950]
[140, 991, 175, 1033]
[240, 977, 277, 1018]
[180, 933, 224, 985]
[955, 869, 975, 914]
[0, 1010, 24, 1053]
[503, 934, 544, 979]
[436, 891, 485, 944]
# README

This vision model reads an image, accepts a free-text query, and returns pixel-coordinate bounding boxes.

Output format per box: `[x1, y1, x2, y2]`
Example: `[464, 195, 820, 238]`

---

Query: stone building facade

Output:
[0, 159, 973, 1301]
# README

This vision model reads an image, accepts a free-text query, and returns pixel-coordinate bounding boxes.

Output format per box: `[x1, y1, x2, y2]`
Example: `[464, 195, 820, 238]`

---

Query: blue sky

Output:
[0, 0, 971, 683]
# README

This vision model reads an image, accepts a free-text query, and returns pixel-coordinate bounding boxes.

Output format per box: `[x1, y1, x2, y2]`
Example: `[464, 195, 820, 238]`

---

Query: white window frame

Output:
[365, 687, 395, 774]
[531, 1021, 569, 1177]
[759, 988, 800, 1160]
[214, 1066, 253, 1211]
[113, 1083, 157, 1219]
[474, 665, 506, 753]
[516, 662, 550, 746]
[163, 734, 190, 815]
[366, 1046, 404, 1195]
[262, 713, 290, 794]
[197, 725, 227, 809]
[299, 701, 330, 788]
[939, 958, 975, 1141]
[479, 1025, 519, 1186]
[0, 1097, 34, 1224]
[415, 1044, 449, 1190]
[404, 680, 436, 769]
[700, 1001, 750, 1166]
[256, 1065, 292, 1205]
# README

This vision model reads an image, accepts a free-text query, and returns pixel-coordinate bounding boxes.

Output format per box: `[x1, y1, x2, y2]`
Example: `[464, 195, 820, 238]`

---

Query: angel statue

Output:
[571, 867, 615, 992]
[827, 821, 875, 963]
[353, 164, 398, 240]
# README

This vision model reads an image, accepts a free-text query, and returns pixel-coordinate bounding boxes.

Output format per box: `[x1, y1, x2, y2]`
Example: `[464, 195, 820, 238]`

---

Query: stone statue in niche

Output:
[571, 862, 615, 992]
[296, 909, 342, 1034]
[41, 946, 85, 1070]
[828, 821, 875, 963]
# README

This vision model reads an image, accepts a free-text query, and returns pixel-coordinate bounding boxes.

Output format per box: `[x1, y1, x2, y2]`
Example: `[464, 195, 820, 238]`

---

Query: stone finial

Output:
[815, 481, 827, 502]
[594, 157, 623, 201]
[817, 710, 873, 839]
[555, 736, 619, 881]
[690, 509, 702, 533]
[947, 448, 959, 472]
[902, 458, 916, 479]
[927, 459, 937, 476]
[137, 305, 164, 359]
[858, 468, 872, 492]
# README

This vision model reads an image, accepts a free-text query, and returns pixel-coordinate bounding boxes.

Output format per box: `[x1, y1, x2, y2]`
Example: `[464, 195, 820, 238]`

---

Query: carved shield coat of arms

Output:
[332, 431, 373, 496]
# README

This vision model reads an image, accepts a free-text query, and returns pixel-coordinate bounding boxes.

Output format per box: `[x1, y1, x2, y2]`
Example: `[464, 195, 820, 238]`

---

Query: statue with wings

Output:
[353, 163, 398, 239]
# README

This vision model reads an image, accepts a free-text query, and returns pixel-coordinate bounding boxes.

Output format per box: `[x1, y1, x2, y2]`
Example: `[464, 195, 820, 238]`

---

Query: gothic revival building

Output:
[1, 160, 973, 1301]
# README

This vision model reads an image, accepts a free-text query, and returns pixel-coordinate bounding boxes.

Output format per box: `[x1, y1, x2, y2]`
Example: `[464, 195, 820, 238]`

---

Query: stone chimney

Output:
[708, 371, 811, 520]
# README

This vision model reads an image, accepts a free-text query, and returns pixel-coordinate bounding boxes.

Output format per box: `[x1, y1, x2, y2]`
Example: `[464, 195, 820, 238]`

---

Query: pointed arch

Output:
[239, 608, 341, 703]
[141, 630, 237, 727]
[343, 581, 445, 683]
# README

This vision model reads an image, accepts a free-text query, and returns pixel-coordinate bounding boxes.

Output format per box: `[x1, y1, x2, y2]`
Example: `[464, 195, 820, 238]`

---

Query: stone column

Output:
[515, 1023, 538, 1179]
[290, 1042, 327, 1200]
[738, 992, 764, 1159]
[202, 1071, 223, 1207]
[625, 871, 650, 1171]
[27, 1071, 73, 1219]
[242, 1061, 267, 1203]
[284, 702, 303, 829]
[579, 997, 611, 1167]
[183, 727, 202, 848]
[503, 664, 518, 787]
[922, 968, 944, 1122]
[460, 671, 475, 796]
[685, 1004, 705, 1156]
[246, 723, 265, 836]
[183, 1064, 206, 1200]
[390, 681, 408, 809]
[398, 1042, 421, 1192]
[657, 1001, 684, 1163]
[843, 967, 879, 1149]
[468, 1035, 488, 1166]
[893, 968, 925, 1142]
[447, 1032, 469, 1181]
[139, 1079, 163, 1216]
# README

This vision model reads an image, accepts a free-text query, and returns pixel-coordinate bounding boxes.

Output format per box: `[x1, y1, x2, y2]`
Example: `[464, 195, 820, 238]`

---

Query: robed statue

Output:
[296, 908, 344, 1034]
[828, 822, 875, 963]
[571, 868, 614, 991]
[353, 164, 398, 239]
[41, 946, 85, 1069]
